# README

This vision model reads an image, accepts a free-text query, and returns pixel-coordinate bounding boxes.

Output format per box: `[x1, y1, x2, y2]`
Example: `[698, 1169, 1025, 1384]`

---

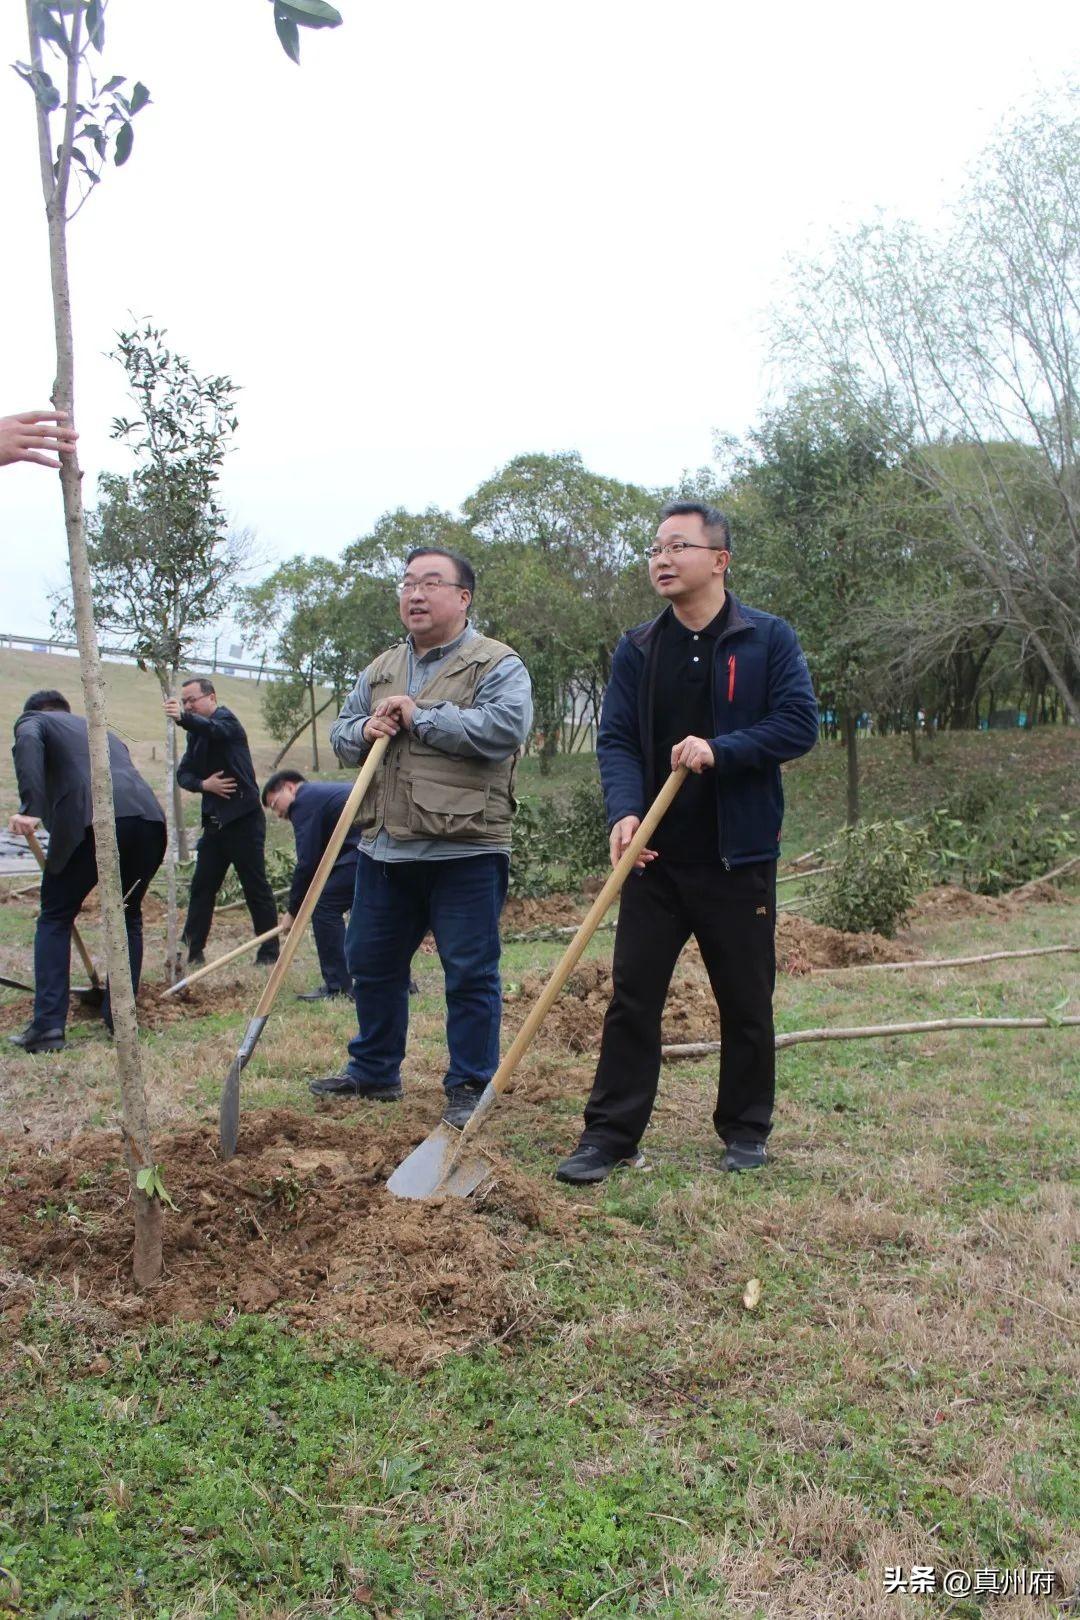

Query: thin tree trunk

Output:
[308, 677, 319, 771]
[28, 3, 161, 1284]
[843, 708, 860, 825]
[173, 777, 190, 861]
[158, 669, 182, 984]
[909, 690, 920, 764]
[271, 693, 335, 768]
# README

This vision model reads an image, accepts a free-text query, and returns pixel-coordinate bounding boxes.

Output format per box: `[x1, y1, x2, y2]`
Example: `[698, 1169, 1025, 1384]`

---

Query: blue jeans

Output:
[344, 852, 508, 1094]
[311, 863, 354, 993]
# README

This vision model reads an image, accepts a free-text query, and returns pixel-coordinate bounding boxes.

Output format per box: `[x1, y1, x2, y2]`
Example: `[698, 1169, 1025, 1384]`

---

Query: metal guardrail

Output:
[0, 632, 293, 682]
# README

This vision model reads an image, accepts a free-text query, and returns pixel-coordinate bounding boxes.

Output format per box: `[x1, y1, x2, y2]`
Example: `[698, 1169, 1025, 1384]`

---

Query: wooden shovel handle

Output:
[25, 827, 101, 987]
[489, 766, 688, 1098]
[247, 735, 389, 1021]
[162, 924, 285, 996]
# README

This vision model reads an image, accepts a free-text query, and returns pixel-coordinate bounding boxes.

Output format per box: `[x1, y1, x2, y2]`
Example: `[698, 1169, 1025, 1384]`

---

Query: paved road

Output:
[0, 828, 49, 878]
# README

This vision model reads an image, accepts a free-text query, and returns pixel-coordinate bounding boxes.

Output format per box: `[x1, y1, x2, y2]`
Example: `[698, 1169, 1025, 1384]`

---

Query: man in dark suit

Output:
[262, 769, 359, 1001]
[165, 677, 279, 967]
[9, 689, 167, 1053]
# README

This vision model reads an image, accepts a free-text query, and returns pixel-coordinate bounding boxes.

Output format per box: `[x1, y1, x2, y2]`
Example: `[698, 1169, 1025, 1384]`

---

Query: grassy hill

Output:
[2, 645, 1076, 858]
[0, 648, 333, 819]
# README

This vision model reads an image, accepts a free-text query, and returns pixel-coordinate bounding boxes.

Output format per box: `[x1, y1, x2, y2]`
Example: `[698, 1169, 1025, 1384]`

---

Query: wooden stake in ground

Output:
[810, 943, 1078, 975]
[662, 1014, 1080, 1061]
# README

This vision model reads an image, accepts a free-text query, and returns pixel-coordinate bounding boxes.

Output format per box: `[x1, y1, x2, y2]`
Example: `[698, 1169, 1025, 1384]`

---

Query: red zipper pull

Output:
[727, 654, 736, 702]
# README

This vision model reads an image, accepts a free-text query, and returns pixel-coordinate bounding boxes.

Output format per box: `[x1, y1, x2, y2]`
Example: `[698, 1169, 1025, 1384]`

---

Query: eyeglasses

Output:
[181, 694, 203, 708]
[645, 541, 723, 562]
[397, 575, 464, 595]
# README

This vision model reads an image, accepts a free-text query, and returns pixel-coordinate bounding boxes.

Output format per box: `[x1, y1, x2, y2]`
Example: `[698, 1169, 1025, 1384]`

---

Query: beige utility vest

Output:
[356, 633, 520, 844]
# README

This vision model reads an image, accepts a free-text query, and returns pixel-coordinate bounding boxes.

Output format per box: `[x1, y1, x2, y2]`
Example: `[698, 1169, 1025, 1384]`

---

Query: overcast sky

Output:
[3, 0, 1077, 641]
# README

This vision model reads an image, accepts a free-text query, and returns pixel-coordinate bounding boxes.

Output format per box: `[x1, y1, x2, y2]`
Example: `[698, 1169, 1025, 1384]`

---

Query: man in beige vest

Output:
[319, 548, 533, 1125]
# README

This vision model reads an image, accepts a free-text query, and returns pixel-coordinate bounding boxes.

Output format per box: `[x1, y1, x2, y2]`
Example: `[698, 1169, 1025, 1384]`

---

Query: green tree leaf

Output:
[274, 10, 302, 63]
[129, 81, 151, 115]
[114, 120, 133, 165]
[85, 0, 104, 51]
[278, 0, 343, 25]
[31, 3, 70, 56]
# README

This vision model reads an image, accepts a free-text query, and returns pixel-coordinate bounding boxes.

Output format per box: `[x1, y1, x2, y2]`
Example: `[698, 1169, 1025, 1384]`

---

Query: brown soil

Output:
[911, 880, 1075, 920]
[0, 973, 261, 1036]
[503, 892, 588, 931]
[0, 1108, 572, 1371]
[775, 915, 916, 975]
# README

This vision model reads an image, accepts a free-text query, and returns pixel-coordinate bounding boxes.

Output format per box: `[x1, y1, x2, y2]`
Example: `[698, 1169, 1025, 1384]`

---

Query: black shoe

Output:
[555, 1144, 641, 1185]
[308, 1071, 403, 1100]
[441, 1081, 486, 1128]
[295, 986, 349, 1002]
[186, 950, 206, 968]
[719, 1140, 768, 1172]
[408, 978, 420, 996]
[255, 951, 280, 966]
[9, 1023, 66, 1054]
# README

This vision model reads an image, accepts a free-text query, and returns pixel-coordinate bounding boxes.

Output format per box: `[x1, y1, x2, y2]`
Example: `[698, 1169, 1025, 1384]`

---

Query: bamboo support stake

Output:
[662, 1014, 1080, 1061]
[810, 943, 1078, 974]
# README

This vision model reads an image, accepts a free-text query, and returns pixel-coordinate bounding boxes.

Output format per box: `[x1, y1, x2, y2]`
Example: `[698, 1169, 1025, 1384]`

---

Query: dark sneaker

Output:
[295, 986, 349, 1002]
[8, 1023, 66, 1054]
[720, 1140, 768, 1172]
[255, 951, 280, 966]
[308, 1071, 402, 1100]
[441, 1081, 486, 1128]
[186, 950, 206, 968]
[555, 1144, 641, 1185]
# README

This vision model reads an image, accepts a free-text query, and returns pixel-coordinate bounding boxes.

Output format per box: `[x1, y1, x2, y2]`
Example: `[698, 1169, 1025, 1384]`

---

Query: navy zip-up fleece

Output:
[597, 594, 819, 867]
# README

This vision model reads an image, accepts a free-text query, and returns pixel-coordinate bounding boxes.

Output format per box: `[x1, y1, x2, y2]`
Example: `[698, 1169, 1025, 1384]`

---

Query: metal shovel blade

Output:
[386, 1121, 496, 1200]
[74, 984, 106, 1008]
[219, 1055, 242, 1161]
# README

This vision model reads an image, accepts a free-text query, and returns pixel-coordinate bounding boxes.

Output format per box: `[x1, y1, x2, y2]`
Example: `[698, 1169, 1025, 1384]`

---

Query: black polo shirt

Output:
[650, 598, 729, 862]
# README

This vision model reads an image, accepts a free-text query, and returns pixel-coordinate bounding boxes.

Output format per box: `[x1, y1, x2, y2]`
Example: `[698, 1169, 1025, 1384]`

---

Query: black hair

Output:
[658, 500, 732, 553]
[23, 689, 71, 713]
[181, 675, 216, 696]
[262, 769, 306, 806]
[403, 547, 475, 596]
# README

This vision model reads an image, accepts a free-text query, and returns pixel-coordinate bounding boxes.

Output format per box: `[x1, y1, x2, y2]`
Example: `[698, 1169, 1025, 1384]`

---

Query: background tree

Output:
[68, 323, 246, 978]
[463, 452, 656, 769]
[731, 387, 912, 823]
[15, 0, 342, 1285]
[779, 89, 1080, 722]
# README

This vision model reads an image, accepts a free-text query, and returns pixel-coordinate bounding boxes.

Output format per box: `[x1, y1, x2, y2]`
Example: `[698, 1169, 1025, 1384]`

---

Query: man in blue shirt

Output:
[262, 770, 360, 1000]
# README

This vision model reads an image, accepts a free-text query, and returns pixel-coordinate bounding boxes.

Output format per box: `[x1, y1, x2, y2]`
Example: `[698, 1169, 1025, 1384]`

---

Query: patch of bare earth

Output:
[0, 1108, 576, 1372]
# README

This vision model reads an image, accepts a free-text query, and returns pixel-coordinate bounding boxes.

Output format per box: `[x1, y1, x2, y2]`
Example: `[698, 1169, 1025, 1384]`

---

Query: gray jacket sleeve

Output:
[329, 670, 375, 767]
[412, 655, 533, 760]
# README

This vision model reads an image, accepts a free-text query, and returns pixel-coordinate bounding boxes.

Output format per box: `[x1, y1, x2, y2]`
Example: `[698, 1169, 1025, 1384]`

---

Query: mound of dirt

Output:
[504, 960, 721, 1052]
[503, 892, 587, 931]
[910, 884, 1011, 921]
[775, 915, 915, 974]
[0, 1109, 570, 1370]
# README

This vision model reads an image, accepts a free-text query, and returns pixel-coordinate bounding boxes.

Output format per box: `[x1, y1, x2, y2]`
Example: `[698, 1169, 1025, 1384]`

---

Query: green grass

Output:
[0, 697, 1077, 1616]
[2, 892, 1077, 1616]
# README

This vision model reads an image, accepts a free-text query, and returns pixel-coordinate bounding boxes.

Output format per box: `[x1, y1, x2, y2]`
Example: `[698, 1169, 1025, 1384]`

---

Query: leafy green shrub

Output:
[509, 781, 609, 897]
[925, 803, 1074, 895]
[811, 819, 929, 936]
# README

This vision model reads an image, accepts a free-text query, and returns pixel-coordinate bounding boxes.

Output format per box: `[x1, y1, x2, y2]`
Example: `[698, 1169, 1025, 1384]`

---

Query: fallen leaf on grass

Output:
[742, 1277, 762, 1310]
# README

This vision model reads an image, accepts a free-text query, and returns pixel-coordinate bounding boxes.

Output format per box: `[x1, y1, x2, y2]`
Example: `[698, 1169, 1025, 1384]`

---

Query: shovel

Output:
[218, 735, 389, 1160]
[387, 764, 688, 1200]
[24, 829, 106, 1008]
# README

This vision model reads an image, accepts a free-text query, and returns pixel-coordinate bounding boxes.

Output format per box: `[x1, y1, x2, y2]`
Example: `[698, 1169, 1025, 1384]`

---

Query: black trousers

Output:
[183, 809, 279, 958]
[581, 858, 777, 1156]
[310, 863, 355, 993]
[34, 817, 167, 1030]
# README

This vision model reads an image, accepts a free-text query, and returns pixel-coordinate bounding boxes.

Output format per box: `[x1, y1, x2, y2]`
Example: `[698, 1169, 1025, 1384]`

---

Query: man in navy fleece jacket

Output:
[556, 501, 818, 1185]
[262, 770, 360, 1000]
